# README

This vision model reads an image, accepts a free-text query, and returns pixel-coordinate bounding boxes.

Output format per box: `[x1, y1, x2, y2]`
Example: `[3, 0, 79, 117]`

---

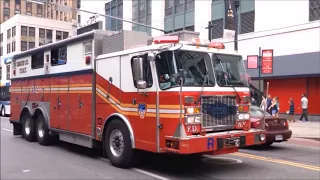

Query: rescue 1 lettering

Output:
[207, 138, 214, 150]
[19, 67, 27, 74]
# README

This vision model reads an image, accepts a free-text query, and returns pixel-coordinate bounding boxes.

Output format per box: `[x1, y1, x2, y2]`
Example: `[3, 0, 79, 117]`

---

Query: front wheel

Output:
[104, 120, 134, 168]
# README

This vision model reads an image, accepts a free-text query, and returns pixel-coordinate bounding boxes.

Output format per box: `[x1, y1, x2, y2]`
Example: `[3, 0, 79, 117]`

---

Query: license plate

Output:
[275, 135, 283, 141]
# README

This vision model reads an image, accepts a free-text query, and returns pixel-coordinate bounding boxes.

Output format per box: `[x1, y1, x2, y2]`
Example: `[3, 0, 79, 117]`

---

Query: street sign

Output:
[261, 49, 273, 74]
[247, 55, 258, 69]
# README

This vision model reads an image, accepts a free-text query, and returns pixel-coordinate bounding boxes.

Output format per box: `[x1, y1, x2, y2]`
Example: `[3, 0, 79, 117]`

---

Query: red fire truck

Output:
[9, 30, 266, 168]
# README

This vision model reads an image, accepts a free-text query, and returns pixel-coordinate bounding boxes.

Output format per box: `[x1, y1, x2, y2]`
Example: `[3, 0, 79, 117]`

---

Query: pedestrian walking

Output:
[299, 93, 309, 123]
[268, 97, 278, 117]
[275, 96, 280, 117]
[260, 96, 267, 111]
[266, 94, 272, 114]
[287, 98, 295, 122]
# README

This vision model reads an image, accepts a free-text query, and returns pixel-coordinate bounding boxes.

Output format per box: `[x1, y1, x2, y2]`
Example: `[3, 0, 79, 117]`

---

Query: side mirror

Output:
[132, 57, 147, 89]
[137, 80, 147, 89]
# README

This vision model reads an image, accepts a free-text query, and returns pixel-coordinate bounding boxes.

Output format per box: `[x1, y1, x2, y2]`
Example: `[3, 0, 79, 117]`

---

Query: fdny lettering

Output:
[187, 125, 199, 133]
[207, 138, 214, 150]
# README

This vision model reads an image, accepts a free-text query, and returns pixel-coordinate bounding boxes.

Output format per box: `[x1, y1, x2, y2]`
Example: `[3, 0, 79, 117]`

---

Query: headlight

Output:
[185, 107, 201, 114]
[259, 133, 266, 141]
[185, 116, 201, 124]
[238, 113, 250, 120]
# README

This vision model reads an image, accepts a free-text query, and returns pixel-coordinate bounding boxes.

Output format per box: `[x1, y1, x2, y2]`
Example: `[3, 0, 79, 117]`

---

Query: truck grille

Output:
[201, 95, 237, 130]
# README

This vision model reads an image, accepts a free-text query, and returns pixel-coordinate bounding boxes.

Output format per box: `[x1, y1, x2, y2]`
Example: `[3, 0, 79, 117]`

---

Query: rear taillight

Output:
[283, 120, 289, 127]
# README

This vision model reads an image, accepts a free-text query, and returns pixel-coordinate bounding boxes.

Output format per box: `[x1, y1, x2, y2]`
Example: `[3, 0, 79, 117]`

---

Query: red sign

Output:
[261, 49, 273, 74]
[247, 55, 258, 69]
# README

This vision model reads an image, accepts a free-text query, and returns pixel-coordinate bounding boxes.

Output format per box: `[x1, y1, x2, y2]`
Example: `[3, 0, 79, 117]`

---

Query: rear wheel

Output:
[36, 114, 52, 146]
[22, 113, 36, 142]
[104, 120, 134, 168]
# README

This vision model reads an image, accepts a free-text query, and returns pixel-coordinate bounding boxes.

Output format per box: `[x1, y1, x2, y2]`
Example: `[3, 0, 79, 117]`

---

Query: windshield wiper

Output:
[212, 54, 241, 102]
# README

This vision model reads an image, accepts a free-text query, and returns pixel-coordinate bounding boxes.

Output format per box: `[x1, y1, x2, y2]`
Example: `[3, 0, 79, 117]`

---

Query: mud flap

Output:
[13, 123, 22, 136]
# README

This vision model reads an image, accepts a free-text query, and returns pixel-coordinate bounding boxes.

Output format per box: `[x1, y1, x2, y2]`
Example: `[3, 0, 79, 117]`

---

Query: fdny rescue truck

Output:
[9, 29, 266, 168]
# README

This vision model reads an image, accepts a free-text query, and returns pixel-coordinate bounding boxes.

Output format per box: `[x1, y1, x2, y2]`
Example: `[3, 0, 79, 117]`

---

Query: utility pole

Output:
[234, 0, 240, 51]
[205, 21, 218, 41]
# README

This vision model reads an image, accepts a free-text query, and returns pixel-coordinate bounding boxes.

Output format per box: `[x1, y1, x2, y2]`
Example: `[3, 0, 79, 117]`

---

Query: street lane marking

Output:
[2, 128, 13, 132]
[232, 152, 320, 171]
[132, 168, 170, 180]
[280, 142, 320, 150]
[99, 158, 170, 180]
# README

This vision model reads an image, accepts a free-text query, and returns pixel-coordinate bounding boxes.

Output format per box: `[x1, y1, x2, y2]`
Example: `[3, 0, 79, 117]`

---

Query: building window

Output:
[26, 1, 32, 15]
[7, 29, 11, 39]
[0, 47, 3, 57]
[105, 0, 123, 31]
[15, 0, 21, 9]
[39, 28, 45, 38]
[63, 32, 69, 39]
[6, 65, 10, 80]
[309, 0, 320, 21]
[15, 10, 21, 14]
[240, 11, 255, 34]
[12, 26, 16, 37]
[46, 30, 53, 40]
[174, 0, 184, 14]
[28, 42, 35, 49]
[21, 26, 28, 36]
[185, 0, 194, 11]
[56, 31, 62, 41]
[51, 46, 67, 66]
[77, 0, 81, 9]
[29, 27, 35, 37]
[0, 34, 3, 43]
[12, 41, 16, 52]
[210, 18, 224, 39]
[31, 52, 44, 69]
[165, 0, 174, 16]
[7, 43, 11, 54]
[21, 41, 27, 51]
[4, 0, 10, 7]
[4, 8, 10, 16]
[0, 67, 2, 80]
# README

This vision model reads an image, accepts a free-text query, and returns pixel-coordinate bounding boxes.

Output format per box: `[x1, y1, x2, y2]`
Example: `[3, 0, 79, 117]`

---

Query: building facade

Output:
[81, 0, 320, 119]
[0, 14, 75, 85]
[0, 0, 79, 24]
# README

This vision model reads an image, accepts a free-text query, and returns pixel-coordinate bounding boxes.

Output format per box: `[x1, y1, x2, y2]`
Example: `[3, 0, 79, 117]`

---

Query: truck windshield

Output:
[155, 50, 215, 90]
[212, 54, 249, 87]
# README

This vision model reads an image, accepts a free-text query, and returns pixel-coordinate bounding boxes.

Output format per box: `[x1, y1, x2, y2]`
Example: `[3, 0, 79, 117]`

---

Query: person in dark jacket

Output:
[288, 98, 295, 122]
[266, 94, 272, 114]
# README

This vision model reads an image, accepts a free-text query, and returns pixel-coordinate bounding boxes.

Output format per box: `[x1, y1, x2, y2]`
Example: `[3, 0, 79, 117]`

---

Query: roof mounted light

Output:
[190, 38, 210, 47]
[153, 36, 180, 44]
[209, 41, 225, 49]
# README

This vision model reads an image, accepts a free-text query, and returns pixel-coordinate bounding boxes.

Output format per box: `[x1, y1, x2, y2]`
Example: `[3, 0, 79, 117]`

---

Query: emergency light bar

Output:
[189, 38, 225, 49]
[153, 36, 180, 44]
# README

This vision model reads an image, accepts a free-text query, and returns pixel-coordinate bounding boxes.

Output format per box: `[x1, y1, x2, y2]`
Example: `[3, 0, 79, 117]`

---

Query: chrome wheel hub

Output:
[109, 129, 124, 157]
[38, 120, 44, 138]
[25, 119, 31, 135]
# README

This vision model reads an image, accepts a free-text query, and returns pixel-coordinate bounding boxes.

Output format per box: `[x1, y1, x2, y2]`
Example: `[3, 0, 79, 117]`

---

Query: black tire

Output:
[22, 113, 36, 142]
[36, 113, 52, 146]
[0, 106, 3, 116]
[104, 120, 134, 168]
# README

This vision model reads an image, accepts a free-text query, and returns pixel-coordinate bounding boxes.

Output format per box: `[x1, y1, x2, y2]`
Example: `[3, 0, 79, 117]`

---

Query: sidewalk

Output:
[289, 121, 320, 141]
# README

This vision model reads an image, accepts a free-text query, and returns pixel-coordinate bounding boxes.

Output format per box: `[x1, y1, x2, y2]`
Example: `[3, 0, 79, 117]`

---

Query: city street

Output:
[1, 117, 319, 180]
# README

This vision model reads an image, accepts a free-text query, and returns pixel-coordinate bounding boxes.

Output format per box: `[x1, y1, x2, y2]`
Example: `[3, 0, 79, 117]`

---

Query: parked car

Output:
[249, 106, 292, 147]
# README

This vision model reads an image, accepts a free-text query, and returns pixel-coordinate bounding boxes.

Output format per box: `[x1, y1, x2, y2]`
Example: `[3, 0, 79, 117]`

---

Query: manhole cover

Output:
[203, 156, 243, 164]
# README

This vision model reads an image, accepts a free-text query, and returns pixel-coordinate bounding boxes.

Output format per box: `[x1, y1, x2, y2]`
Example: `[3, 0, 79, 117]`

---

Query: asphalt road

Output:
[1, 117, 320, 180]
